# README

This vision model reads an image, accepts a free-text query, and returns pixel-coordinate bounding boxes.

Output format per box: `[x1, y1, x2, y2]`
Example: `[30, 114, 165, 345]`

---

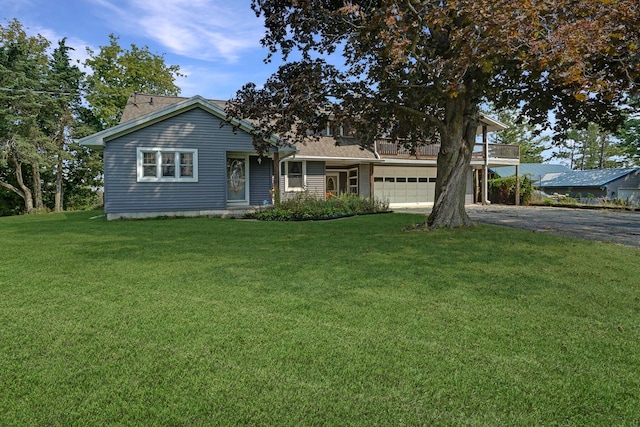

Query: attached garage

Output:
[373, 165, 437, 206]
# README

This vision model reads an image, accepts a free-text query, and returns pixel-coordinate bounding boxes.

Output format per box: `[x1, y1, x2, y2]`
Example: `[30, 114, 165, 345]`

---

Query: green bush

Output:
[246, 192, 390, 221]
[488, 176, 533, 205]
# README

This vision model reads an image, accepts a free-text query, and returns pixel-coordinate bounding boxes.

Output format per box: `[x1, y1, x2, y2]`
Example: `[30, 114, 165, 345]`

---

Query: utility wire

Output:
[0, 87, 75, 96]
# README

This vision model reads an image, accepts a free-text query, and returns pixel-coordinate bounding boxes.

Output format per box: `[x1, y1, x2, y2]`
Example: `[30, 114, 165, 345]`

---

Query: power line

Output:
[0, 87, 75, 96]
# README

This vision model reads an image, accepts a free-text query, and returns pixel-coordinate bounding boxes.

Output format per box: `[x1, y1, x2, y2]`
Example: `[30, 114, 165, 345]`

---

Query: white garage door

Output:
[373, 166, 437, 206]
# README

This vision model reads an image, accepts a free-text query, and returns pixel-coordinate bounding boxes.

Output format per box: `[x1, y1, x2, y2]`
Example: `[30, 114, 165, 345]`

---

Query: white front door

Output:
[227, 156, 249, 205]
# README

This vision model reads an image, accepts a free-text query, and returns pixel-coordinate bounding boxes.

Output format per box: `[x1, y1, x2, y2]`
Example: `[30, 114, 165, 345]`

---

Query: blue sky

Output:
[2, 0, 281, 100]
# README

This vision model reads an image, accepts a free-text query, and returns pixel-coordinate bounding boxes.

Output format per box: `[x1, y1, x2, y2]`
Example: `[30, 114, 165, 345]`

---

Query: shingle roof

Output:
[490, 163, 571, 179]
[295, 136, 377, 160]
[539, 168, 640, 187]
[120, 93, 226, 123]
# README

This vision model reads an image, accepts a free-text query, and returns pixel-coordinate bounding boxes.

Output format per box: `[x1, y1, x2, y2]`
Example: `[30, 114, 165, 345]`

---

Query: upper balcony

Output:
[375, 139, 520, 162]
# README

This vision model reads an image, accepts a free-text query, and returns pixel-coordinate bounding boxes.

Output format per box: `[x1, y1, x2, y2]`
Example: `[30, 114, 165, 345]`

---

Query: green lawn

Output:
[1, 211, 638, 425]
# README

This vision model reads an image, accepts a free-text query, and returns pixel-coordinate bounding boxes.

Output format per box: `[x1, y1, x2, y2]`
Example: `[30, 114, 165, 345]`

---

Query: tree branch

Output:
[0, 180, 25, 199]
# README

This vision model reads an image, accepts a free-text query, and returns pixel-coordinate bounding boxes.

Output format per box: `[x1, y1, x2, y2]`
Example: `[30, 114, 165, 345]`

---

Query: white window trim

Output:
[348, 167, 359, 194]
[137, 148, 198, 183]
[227, 153, 250, 206]
[325, 122, 345, 137]
[284, 160, 306, 191]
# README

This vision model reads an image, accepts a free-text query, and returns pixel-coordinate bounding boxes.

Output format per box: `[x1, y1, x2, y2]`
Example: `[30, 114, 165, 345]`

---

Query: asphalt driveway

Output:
[396, 205, 640, 248]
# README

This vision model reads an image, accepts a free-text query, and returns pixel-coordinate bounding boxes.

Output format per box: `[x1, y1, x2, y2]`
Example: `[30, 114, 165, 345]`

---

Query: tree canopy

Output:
[228, 0, 639, 228]
[0, 19, 51, 212]
[617, 97, 640, 166]
[84, 34, 183, 129]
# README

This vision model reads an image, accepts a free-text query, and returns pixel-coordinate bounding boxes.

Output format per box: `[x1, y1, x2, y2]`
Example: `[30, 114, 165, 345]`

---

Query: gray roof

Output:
[295, 136, 377, 160]
[491, 163, 571, 179]
[539, 168, 640, 188]
[120, 93, 226, 123]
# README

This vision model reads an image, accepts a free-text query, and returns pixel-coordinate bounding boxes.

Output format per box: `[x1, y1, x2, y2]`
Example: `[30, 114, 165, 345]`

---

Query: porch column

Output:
[515, 164, 520, 206]
[482, 125, 488, 205]
[273, 152, 280, 205]
[474, 169, 480, 203]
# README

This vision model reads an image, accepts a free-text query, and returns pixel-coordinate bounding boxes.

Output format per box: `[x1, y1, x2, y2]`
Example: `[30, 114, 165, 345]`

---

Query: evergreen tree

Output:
[0, 19, 51, 213]
[555, 123, 623, 170]
[489, 109, 549, 163]
[44, 38, 85, 211]
[617, 97, 640, 166]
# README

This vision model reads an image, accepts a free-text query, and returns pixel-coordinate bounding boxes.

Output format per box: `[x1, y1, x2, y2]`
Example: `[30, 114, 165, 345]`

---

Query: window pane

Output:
[288, 162, 302, 188]
[161, 153, 175, 177]
[142, 152, 156, 177]
[180, 152, 193, 177]
[143, 165, 156, 177]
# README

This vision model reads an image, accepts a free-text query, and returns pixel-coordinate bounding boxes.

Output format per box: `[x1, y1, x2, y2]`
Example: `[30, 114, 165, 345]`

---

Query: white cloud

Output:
[89, 0, 264, 63]
[176, 64, 239, 99]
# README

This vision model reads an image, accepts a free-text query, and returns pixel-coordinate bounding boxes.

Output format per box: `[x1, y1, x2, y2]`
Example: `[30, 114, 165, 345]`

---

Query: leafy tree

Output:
[84, 34, 183, 129]
[227, 0, 639, 228]
[0, 19, 51, 213]
[488, 109, 549, 163]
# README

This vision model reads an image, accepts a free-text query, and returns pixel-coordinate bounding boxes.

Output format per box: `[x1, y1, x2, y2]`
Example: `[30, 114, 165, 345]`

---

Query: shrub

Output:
[246, 193, 389, 221]
[488, 176, 533, 205]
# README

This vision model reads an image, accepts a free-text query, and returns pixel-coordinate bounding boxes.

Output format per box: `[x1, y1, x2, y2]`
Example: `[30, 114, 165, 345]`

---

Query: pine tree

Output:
[0, 19, 51, 213]
[489, 109, 549, 163]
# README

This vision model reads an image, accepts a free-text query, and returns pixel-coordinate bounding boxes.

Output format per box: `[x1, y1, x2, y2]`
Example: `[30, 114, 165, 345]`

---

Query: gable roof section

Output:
[119, 93, 227, 123]
[491, 163, 572, 178]
[77, 95, 286, 149]
[540, 168, 640, 188]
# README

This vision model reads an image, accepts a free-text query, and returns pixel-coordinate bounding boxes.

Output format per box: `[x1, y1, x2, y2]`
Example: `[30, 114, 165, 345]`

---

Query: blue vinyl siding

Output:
[104, 107, 261, 214]
[249, 156, 273, 205]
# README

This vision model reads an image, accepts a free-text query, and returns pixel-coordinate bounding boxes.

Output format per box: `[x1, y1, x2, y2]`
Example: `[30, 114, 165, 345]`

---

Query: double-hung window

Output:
[285, 161, 305, 190]
[137, 148, 198, 182]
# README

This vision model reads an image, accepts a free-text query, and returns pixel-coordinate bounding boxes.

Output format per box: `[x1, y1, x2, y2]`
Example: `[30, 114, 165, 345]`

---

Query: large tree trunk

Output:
[428, 97, 479, 228]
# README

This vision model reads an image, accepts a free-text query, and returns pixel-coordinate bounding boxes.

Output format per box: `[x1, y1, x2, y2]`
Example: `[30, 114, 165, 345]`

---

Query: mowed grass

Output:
[1, 211, 639, 426]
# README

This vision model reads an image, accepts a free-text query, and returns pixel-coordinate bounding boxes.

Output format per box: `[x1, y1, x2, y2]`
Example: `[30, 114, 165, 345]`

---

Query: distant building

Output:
[539, 168, 640, 202]
[490, 163, 571, 187]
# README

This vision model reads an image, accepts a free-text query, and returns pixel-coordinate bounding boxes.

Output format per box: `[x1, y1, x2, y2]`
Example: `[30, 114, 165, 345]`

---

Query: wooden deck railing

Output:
[375, 140, 520, 160]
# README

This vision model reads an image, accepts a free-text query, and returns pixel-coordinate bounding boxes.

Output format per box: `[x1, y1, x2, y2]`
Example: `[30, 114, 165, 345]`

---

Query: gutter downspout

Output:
[371, 140, 381, 201]
[373, 139, 381, 159]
